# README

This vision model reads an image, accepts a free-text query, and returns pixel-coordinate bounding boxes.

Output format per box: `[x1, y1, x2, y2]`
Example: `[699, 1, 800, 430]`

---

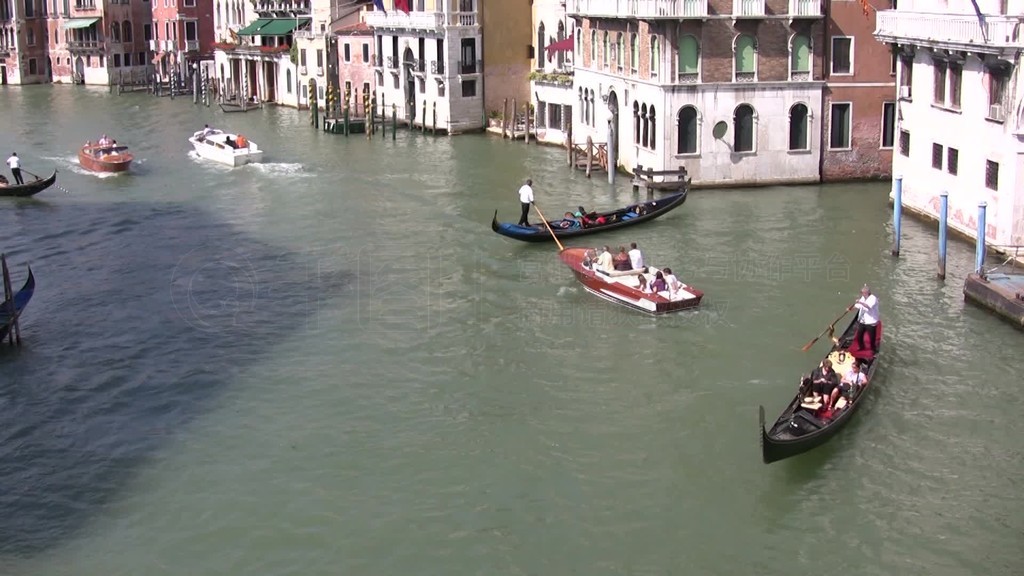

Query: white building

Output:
[365, 0, 483, 134]
[531, 0, 575, 146]
[213, 0, 249, 42]
[875, 0, 1024, 246]
[293, 0, 340, 110]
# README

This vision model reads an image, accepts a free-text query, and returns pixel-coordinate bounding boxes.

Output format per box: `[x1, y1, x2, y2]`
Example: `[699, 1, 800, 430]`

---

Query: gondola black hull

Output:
[0, 267, 35, 341]
[491, 190, 687, 242]
[760, 316, 882, 464]
[0, 170, 58, 198]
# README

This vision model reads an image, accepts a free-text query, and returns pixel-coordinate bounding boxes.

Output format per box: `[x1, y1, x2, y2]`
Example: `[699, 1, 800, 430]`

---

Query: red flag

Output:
[859, 0, 872, 17]
[395, 0, 410, 13]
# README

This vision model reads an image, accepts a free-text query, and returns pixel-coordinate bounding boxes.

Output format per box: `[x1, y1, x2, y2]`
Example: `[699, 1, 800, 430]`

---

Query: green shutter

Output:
[791, 35, 810, 73]
[735, 35, 755, 73]
[678, 35, 698, 74]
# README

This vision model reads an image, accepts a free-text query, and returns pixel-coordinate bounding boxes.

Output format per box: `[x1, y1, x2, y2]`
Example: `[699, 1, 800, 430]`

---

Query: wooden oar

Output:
[801, 307, 851, 352]
[22, 168, 70, 195]
[532, 203, 565, 251]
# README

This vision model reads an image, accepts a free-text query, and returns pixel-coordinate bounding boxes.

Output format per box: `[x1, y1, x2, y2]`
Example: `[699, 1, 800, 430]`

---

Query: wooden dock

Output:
[568, 137, 607, 177]
[631, 164, 691, 195]
[963, 249, 1024, 329]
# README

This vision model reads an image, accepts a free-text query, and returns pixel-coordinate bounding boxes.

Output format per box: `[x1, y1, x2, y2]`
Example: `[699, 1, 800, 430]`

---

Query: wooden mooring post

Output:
[524, 103, 531, 144]
[391, 104, 397, 140]
[566, 122, 573, 166]
[1, 254, 22, 346]
[511, 98, 517, 139]
[501, 98, 509, 139]
[585, 137, 594, 178]
[432, 102, 437, 135]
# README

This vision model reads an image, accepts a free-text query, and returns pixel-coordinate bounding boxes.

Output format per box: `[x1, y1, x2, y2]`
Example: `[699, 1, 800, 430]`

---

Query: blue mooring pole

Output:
[938, 192, 948, 280]
[891, 176, 903, 256]
[975, 201, 987, 275]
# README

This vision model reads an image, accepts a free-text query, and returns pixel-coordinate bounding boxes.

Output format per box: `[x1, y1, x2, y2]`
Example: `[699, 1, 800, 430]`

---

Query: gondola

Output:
[0, 267, 35, 341]
[0, 170, 58, 198]
[760, 316, 883, 464]
[491, 189, 687, 243]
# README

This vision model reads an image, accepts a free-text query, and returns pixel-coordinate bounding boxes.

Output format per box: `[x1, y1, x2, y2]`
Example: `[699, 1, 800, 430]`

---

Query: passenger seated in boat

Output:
[833, 360, 868, 408]
[650, 271, 668, 293]
[224, 137, 237, 149]
[98, 134, 111, 146]
[236, 135, 249, 148]
[593, 246, 614, 274]
[0, 174, 8, 186]
[807, 359, 839, 409]
[558, 212, 579, 228]
[663, 267, 681, 296]
[636, 274, 652, 293]
[613, 247, 632, 271]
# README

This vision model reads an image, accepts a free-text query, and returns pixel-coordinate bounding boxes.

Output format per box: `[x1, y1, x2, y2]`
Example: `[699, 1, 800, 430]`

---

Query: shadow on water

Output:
[0, 200, 352, 558]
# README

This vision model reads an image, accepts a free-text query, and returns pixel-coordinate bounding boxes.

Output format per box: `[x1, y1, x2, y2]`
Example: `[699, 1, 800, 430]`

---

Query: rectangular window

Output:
[947, 147, 959, 175]
[28, 58, 37, 74]
[931, 143, 943, 170]
[948, 61, 962, 108]
[461, 79, 476, 97]
[985, 160, 999, 190]
[317, 49, 323, 68]
[890, 48, 897, 75]
[24, 0, 34, 17]
[113, 53, 121, 67]
[27, 28, 34, 46]
[184, 0, 194, 6]
[184, 20, 196, 41]
[362, 43, 369, 63]
[144, 23, 152, 41]
[899, 56, 913, 99]
[362, 82, 369, 100]
[987, 70, 1006, 122]
[829, 102, 852, 149]
[881, 101, 896, 148]
[138, 51, 145, 65]
[830, 37, 852, 75]
[300, 49, 307, 67]
[933, 60, 947, 104]
[343, 44, 351, 62]
[123, 52, 131, 66]
[899, 129, 910, 156]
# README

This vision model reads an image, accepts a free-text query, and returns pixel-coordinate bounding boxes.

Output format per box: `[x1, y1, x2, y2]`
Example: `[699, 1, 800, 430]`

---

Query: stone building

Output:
[530, 0, 575, 146]
[1, 0, 51, 84]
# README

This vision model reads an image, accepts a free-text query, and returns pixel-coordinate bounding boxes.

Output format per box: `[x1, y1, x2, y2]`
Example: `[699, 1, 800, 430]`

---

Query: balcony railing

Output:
[73, 1, 98, 9]
[68, 40, 103, 51]
[788, 0, 821, 18]
[186, 40, 199, 51]
[875, 10, 1024, 49]
[431, 59, 445, 75]
[148, 39, 158, 51]
[410, 58, 425, 73]
[364, 10, 444, 32]
[449, 11, 477, 25]
[733, 0, 765, 17]
[458, 59, 481, 74]
[566, 0, 707, 18]
[386, 55, 398, 69]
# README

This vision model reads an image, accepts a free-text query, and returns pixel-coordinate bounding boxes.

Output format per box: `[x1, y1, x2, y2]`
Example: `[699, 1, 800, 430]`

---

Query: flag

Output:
[373, 0, 386, 14]
[970, 0, 989, 42]
[858, 0, 871, 17]
[395, 0, 410, 13]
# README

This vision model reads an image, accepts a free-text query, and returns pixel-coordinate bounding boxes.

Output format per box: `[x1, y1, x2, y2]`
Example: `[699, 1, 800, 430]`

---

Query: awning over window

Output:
[63, 17, 100, 30]
[544, 36, 573, 53]
[236, 18, 309, 36]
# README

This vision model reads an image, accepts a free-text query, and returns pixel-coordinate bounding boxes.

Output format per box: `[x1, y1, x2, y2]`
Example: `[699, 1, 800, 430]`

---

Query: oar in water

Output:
[532, 203, 565, 251]
[801, 307, 852, 352]
[22, 168, 70, 195]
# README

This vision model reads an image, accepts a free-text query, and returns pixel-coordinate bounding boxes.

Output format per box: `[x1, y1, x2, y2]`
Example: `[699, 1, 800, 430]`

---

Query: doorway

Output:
[403, 46, 415, 121]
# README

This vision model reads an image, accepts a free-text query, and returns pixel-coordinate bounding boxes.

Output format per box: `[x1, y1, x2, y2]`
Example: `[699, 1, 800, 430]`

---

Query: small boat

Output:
[558, 247, 704, 315]
[0, 267, 35, 341]
[78, 142, 134, 173]
[760, 317, 883, 464]
[491, 190, 688, 243]
[0, 170, 58, 198]
[188, 128, 263, 167]
[218, 101, 250, 113]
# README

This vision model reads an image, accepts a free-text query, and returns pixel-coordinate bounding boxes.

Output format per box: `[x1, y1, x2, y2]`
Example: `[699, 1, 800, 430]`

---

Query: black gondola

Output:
[760, 316, 883, 464]
[0, 267, 35, 341]
[0, 170, 58, 198]
[491, 190, 688, 243]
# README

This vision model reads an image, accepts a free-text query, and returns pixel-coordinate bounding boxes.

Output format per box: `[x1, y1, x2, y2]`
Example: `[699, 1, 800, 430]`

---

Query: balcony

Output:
[448, 11, 477, 25]
[565, 0, 707, 19]
[364, 10, 444, 32]
[788, 0, 821, 18]
[410, 58, 425, 73]
[148, 39, 158, 51]
[875, 10, 1024, 51]
[458, 59, 481, 75]
[430, 59, 445, 75]
[733, 0, 765, 18]
[386, 55, 398, 70]
[73, 1, 99, 10]
[68, 40, 103, 52]
[186, 40, 199, 51]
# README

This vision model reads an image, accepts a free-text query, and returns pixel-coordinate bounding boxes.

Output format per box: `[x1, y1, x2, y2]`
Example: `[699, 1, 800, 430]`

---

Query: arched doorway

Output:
[606, 90, 619, 172]
[74, 56, 85, 83]
[403, 46, 415, 121]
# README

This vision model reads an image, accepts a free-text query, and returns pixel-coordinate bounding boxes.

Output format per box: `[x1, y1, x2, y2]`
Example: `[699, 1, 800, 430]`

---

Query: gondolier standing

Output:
[7, 152, 23, 185]
[849, 284, 880, 355]
[518, 178, 534, 226]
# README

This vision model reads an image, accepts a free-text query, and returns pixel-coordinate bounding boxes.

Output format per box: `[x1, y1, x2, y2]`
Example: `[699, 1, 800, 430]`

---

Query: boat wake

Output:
[249, 162, 309, 177]
[40, 155, 122, 178]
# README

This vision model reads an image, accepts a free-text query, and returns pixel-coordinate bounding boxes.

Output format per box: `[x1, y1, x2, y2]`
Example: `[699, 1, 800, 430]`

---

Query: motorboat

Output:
[188, 128, 263, 167]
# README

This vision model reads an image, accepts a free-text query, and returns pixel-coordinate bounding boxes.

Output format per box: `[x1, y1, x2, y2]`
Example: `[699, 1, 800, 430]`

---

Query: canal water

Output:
[0, 86, 1022, 576]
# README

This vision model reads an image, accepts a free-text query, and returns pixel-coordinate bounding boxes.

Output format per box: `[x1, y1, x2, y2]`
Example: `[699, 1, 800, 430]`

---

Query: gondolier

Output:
[849, 284, 880, 355]
[517, 179, 534, 226]
[7, 152, 23, 185]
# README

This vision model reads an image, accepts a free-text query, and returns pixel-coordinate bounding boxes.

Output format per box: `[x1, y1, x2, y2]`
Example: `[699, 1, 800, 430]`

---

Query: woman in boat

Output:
[650, 271, 668, 293]
[613, 247, 631, 271]
[559, 212, 579, 229]
[636, 274, 652, 293]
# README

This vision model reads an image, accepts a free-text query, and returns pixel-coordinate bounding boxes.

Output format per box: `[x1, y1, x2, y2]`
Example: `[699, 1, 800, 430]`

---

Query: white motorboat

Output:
[188, 128, 264, 167]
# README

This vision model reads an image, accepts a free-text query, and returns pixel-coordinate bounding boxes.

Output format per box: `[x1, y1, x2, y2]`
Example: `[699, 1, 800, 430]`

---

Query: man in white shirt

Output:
[593, 245, 614, 274]
[849, 284, 880, 354]
[517, 178, 534, 226]
[6, 152, 23, 185]
[628, 242, 644, 270]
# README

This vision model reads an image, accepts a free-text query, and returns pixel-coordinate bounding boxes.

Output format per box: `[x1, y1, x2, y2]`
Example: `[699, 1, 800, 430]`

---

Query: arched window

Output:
[650, 36, 659, 77]
[537, 23, 546, 68]
[111, 22, 121, 43]
[602, 31, 608, 68]
[633, 101, 641, 144]
[677, 106, 698, 154]
[590, 29, 597, 64]
[286, 68, 292, 94]
[616, 33, 623, 71]
[677, 34, 699, 82]
[557, 21, 566, 68]
[648, 106, 656, 151]
[585, 89, 592, 126]
[578, 87, 584, 122]
[641, 103, 649, 147]
[588, 89, 595, 126]
[122, 21, 132, 43]
[734, 104, 755, 152]
[734, 34, 756, 80]
[216, 1, 221, 25]
[790, 34, 810, 79]
[630, 33, 638, 72]
[789, 103, 809, 150]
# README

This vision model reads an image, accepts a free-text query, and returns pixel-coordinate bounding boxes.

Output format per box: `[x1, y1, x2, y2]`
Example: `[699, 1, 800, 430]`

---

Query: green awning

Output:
[236, 18, 273, 36]
[64, 17, 100, 30]
[237, 18, 309, 36]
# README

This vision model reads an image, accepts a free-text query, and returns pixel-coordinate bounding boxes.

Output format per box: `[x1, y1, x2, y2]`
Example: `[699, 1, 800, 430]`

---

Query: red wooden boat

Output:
[78, 142, 133, 173]
[558, 247, 704, 314]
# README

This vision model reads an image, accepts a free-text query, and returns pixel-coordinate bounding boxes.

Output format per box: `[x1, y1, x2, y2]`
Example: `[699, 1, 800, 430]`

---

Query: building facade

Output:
[334, 19, 374, 112]
[50, 0, 154, 85]
[822, 0, 895, 181]
[151, 0, 215, 81]
[875, 0, 1024, 246]
[293, 0, 338, 109]
[531, 0, 574, 146]
[569, 0, 827, 186]
[1, 0, 51, 84]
